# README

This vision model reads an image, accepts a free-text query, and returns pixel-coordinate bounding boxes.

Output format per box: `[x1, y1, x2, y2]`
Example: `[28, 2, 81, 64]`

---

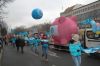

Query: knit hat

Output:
[72, 34, 79, 41]
[42, 35, 47, 39]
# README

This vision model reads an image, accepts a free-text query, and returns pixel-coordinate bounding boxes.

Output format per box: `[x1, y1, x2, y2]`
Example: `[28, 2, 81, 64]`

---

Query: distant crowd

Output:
[0, 32, 49, 62]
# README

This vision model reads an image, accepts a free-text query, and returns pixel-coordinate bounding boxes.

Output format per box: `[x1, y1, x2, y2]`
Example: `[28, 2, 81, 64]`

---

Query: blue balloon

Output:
[32, 8, 43, 19]
[90, 20, 97, 32]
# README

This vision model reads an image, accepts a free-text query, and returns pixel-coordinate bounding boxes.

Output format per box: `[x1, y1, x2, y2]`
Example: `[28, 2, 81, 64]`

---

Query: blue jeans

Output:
[34, 44, 39, 54]
[29, 44, 34, 51]
[42, 46, 48, 59]
[29, 44, 38, 54]
[72, 56, 81, 66]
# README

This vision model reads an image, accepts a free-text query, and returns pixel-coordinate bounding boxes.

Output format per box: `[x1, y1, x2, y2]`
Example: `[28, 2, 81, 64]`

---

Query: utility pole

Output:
[60, 0, 67, 12]
[61, 0, 64, 10]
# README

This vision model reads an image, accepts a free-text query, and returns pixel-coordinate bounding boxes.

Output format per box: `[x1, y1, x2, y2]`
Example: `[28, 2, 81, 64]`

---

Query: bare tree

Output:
[0, 0, 14, 7]
[0, 0, 15, 36]
[28, 22, 51, 33]
[0, 0, 14, 16]
[12, 26, 27, 34]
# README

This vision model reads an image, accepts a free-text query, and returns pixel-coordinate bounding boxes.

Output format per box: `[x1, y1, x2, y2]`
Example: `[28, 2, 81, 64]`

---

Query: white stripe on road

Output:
[52, 64, 56, 66]
[48, 51, 60, 58]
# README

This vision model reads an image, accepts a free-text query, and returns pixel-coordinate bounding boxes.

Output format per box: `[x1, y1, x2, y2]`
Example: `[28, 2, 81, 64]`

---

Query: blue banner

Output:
[80, 18, 97, 32]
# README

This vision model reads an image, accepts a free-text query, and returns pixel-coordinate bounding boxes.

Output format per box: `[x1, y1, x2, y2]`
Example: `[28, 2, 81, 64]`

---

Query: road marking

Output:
[52, 64, 56, 66]
[48, 51, 60, 58]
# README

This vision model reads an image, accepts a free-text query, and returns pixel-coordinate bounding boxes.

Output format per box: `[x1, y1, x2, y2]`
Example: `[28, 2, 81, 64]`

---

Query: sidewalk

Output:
[0, 49, 3, 66]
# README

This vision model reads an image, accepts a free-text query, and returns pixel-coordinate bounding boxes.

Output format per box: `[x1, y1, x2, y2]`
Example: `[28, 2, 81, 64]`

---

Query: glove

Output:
[77, 50, 80, 52]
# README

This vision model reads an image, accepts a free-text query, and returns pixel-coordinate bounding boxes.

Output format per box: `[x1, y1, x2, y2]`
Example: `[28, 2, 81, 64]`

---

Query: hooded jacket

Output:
[69, 41, 82, 56]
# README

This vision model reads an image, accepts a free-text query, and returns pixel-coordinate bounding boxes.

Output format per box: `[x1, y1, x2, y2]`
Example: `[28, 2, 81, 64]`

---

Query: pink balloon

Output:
[51, 16, 78, 46]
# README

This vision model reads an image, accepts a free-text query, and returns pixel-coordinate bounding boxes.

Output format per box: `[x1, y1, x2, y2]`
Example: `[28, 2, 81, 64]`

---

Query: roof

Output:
[62, 4, 83, 13]
[61, 0, 100, 14]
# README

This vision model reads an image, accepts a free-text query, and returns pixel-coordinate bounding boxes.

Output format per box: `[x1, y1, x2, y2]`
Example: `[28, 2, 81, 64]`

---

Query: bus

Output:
[79, 28, 100, 58]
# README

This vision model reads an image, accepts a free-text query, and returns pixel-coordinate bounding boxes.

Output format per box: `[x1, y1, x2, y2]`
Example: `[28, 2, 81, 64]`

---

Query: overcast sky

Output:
[5, 0, 97, 28]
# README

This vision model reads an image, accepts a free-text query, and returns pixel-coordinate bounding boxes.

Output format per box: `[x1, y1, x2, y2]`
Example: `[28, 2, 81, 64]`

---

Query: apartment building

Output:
[60, 1, 100, 24]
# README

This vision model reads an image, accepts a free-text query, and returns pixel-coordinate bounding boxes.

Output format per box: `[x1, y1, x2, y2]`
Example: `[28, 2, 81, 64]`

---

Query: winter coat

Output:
[41, 39, 49, 48]
[28, 37, 35, 45]
[15, 38, 25, 47]
[69, 41, 82, 56]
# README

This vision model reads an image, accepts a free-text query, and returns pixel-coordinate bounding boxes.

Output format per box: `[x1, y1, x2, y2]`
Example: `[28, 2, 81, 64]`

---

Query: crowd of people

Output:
[0, 33, 50, 62]
[0, 33, 83, 66]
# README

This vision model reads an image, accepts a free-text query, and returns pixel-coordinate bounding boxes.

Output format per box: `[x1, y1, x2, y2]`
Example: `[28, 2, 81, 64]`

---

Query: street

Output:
[0, 0, 100, 66]
[1, 45, 100, 66]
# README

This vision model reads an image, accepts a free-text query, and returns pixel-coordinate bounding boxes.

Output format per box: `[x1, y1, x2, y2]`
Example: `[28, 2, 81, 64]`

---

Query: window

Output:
[82, 9, 84, 12]
[85, 8, 87, 11]
[96, 3, 100, 7]
[86, 31, 100, 39]
[50, 25, 58, 36]
[86, 31, 95, 39]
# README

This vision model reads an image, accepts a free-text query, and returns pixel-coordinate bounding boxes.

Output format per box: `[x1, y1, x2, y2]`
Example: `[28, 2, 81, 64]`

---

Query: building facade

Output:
[60, 1, 100, 24]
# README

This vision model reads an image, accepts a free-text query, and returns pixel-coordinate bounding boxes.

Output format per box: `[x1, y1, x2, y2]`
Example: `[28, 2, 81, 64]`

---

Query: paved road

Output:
[1, 45, 100, 66]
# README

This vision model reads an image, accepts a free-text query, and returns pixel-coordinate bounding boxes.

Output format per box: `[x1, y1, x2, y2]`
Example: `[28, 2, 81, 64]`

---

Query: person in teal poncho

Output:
[33, 33, 40, 55]
[28, 35, 35, 51]
[11, 36, 16, 47]
[69, 34, 83, 66]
